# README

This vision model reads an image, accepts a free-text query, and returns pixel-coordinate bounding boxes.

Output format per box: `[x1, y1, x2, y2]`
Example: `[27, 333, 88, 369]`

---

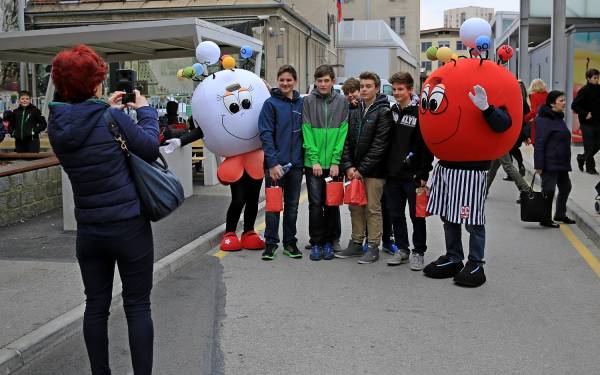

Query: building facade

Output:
[24, 0, 339, 93]
[444, 6, 494, 29]
[337, 0, 420, 59]
[419, 28, 468, 82]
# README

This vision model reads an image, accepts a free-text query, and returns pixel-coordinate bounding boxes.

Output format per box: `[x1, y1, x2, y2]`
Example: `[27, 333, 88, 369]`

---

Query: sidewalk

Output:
[0, 182, 254, 373]
[494, 144, 600, 247]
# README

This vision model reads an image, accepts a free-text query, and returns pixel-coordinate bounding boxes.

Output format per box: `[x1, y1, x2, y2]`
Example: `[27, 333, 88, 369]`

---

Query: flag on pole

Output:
[337, 0, 343, 22]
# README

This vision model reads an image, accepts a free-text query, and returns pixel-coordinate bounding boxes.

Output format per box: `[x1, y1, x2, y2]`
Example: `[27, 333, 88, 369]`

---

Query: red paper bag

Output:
[265, 186, 283, 212]
[344, 179, 368, 206]
[416, 187, 430, 218]
[325, 181, 344, 206]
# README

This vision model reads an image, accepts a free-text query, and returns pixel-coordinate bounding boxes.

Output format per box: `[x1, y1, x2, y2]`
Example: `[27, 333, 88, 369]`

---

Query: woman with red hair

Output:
[48, 45, 159, 375]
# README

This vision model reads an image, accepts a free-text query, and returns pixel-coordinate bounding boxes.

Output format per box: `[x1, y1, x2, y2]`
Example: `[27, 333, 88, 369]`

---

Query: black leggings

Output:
[509, 140, 524, 167]
[226, 172, 263, 232]
[76, 217, 154, 375]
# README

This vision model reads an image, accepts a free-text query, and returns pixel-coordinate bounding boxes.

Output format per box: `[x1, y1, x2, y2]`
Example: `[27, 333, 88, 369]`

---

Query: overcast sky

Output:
[420, 0, 521, 30]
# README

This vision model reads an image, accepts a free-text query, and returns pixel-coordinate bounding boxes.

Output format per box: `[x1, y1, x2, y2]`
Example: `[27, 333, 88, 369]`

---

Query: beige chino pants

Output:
[349, 177, 385, 246]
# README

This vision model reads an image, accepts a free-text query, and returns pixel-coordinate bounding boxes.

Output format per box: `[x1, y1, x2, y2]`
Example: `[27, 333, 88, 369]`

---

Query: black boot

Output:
[423, 255, 464, 279]
[453, 261, 486, 287]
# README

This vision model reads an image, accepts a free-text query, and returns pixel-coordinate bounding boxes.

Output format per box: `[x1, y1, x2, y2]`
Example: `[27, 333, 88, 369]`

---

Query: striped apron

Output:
[426, 164, 487, 225]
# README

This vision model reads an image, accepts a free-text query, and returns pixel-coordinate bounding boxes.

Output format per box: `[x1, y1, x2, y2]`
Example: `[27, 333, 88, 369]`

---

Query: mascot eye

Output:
[239, 91, 252, 109]
[420, 91, 429, 109]
[223, 95, 240, 114]
[429, 89, 446, 113]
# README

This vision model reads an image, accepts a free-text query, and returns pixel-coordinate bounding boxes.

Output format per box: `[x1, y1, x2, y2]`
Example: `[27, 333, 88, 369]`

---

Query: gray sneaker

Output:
[332, 239, 342, 253]
[358, 245, 379, 264]
[387, 248, 410, 266]
[335, 240, 364, 258]
[410, 253, 425, 271]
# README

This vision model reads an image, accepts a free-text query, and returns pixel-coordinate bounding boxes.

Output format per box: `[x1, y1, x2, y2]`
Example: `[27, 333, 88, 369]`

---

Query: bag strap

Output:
[103, 109, 130, 156]
[529, 171, 540, 190]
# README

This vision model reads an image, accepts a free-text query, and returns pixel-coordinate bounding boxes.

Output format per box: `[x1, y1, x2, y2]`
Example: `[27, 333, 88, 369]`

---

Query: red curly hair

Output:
[51, 44, 108, 103]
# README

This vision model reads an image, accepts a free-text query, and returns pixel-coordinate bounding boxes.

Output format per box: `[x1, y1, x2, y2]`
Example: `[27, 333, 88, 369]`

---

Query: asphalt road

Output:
[16, 179, 600, 374]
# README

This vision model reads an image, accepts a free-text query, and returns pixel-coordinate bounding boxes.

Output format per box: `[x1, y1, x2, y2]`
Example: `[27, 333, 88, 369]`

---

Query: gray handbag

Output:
[104, 109, 184, 222]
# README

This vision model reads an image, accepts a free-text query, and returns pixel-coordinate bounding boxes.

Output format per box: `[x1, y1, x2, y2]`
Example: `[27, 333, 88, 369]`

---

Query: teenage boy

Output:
[9, 91, 47, 153]
[336, 72, 393, 264]
[303, 65, 349, 261]
[384, 72, 434, 270]
[259, 65, 305, 260]
[572, 68, 600, 174]
[341, 78, 360, 109]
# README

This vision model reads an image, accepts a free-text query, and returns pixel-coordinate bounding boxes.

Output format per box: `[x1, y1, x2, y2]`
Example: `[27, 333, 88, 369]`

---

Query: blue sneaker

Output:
[362, 243, 368, 253]
[323, 243, 334, 260]
[382, 241, 398, 255]
[310, 245, 322, 261]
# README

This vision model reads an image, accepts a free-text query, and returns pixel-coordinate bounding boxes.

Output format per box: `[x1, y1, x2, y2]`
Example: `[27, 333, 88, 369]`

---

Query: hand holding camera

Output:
[108, 90, 149, 110]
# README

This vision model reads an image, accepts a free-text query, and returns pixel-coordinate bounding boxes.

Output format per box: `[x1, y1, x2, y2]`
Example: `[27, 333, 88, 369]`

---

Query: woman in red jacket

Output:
[524, 78, 549, 144]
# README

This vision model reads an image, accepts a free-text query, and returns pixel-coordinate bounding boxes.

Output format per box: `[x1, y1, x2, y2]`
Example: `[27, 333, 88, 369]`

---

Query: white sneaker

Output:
[410, 253, 425, 271]
[387, 249, 409, 266]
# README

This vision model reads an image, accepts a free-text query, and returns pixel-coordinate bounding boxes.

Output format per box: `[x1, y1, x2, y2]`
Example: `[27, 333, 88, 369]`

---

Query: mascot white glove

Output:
[468, 85, 489, 111]
[163, 138, 181, 154]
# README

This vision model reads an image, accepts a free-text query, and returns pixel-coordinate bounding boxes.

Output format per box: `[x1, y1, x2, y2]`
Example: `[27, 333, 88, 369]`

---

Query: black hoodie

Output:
[386, 102, 434, 181]
[571, 83, 600, 127]
[341, 94, 393, 178]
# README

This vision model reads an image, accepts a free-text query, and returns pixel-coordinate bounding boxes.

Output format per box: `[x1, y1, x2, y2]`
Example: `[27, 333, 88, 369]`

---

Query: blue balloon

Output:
[192, 63, 204, 77]
[475, 35, 491, 51]
[240, 46, 253, 59]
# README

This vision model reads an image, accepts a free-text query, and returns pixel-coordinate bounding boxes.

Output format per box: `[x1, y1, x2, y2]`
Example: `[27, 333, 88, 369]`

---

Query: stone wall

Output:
[0, 166, 62, 226]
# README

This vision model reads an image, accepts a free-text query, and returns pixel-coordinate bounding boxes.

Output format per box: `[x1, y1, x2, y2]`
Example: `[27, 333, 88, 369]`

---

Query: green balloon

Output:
[426, 46, 439, 61]
[183, 66, 196, 79]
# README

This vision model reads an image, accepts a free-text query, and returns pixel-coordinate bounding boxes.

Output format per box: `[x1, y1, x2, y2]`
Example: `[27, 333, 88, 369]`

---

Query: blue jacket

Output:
[258, 88, 304, 169]
[48, 100, 159, 224]
[534, 105, 572, 172]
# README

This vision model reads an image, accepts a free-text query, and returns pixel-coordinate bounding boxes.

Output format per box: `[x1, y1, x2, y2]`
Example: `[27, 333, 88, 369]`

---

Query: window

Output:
[456, 41, 465, 51]
[421, 61, 432, 71]
[438, 41, 450, 48]
[421, 41, 432, 52]
[390, 16, 406, 35]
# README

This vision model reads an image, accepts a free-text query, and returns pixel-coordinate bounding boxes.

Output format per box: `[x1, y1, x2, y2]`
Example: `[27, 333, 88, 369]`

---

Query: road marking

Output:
[213, 191, 308, 259]
[560, 224, 600, 279]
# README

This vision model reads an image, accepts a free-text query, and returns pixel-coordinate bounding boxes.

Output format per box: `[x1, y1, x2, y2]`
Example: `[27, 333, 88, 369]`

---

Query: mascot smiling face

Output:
[419, 59, 523, 161]
[191, 69, 270, 157]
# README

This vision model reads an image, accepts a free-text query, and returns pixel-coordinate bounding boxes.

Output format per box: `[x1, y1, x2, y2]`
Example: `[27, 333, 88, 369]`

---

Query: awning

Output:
[0, 17, 263, 64]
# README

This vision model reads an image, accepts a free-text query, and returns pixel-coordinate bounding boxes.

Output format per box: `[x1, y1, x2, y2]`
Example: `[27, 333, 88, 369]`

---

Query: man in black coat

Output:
[336, 72, 393, 264]
[572, 68, 600, 174]
[8, 91, 47, 153]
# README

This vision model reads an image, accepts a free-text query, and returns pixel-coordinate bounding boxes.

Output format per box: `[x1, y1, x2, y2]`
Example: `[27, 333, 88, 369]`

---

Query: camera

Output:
[113, 69, 137, 104]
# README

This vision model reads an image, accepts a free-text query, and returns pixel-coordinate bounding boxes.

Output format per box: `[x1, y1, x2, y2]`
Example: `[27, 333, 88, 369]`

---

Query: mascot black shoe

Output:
[423, 255, 464, 279]
[453, 261, 486, 287]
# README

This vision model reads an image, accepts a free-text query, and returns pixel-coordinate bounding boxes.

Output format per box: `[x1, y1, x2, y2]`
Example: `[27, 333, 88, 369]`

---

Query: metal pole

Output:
[551, 0, 567, 90]
[518, 0, 530, 84]
[365, 0, 371, 20]
[18, 0, 27, 91]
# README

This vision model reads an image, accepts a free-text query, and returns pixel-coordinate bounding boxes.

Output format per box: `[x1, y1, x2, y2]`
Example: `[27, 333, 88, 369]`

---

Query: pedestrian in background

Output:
[524, 78, 549, 145]
[259, 65, 305, 260]
[302, 64, 348, 261]
[384, 72, 433, 270]
[8, 90, 47, 152]
[48, 44, 159, 375]
[535, 90, 576, 228]
[336, 71, 392, 264]
[572, 68, 600, 174]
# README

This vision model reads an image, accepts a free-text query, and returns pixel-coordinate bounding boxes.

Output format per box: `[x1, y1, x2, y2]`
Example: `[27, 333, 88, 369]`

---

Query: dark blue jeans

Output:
[442, 219, 485, 263]
[384, 178, 427, 253]
[76, 216, 154, 375]
[306, 169, 341, 245]
[264, 167, 303, 246]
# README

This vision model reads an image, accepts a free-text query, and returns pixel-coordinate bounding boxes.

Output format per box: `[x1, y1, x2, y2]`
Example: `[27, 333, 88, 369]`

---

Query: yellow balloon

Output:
[436, 47, 454, 63]
[222, 55, 236, 70]
[176, 69, 185, 80]
[451, 53, 459, 61]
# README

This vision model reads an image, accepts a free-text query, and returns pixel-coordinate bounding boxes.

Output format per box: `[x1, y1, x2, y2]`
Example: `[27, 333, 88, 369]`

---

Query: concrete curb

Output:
[522, 158, 600, 248]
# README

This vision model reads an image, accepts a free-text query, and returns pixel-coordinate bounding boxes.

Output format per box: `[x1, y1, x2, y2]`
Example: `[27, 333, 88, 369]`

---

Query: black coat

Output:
[571, 83, 600, 127]
[341, 94, 393, 178]
[534, 105, 572, 172]
[9, 104, 47, 140]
